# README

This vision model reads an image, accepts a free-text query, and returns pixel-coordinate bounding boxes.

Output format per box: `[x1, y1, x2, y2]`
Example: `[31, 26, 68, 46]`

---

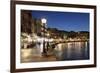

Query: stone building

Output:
[21, 10, 32, 34]
[21, 10, 42, 36]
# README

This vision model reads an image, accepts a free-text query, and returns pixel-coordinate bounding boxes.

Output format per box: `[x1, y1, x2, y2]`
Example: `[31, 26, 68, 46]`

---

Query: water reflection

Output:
[21, 41, 89, 62]
[54, 42, 89, 60]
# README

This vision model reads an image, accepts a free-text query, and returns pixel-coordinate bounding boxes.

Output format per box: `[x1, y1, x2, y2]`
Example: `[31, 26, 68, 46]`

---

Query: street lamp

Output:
[41, 18, 47, 56]
[46, 32, 50, 51]
[41, 18, 47, 24]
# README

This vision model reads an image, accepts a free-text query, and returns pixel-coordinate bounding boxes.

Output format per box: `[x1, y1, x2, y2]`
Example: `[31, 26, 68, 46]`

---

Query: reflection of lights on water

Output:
[57, 44, 62, 51]
[85, 42, 88, 53]
[75, 42, 82, 54]
[67, 43, 73, 49]
[57, 42, 88, 56]
[85, 42, 87, 48]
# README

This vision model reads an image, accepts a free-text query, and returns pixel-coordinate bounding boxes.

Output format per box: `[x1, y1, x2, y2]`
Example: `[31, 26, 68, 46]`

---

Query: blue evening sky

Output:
[32, 10, 89, 32]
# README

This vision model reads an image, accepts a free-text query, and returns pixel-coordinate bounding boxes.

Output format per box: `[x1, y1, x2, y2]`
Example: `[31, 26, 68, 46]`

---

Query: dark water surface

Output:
[55, 42, 89, 61]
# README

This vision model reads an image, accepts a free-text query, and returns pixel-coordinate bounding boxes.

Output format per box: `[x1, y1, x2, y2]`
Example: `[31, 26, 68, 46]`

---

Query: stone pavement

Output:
[21, 48, 57, 63]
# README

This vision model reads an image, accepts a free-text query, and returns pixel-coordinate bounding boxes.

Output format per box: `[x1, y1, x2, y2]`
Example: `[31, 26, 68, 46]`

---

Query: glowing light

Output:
[41, 18, 47, 24]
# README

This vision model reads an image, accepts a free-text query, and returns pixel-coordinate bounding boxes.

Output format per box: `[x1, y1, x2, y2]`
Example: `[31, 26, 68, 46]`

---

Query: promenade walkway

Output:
[21, 48, 57, 63]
